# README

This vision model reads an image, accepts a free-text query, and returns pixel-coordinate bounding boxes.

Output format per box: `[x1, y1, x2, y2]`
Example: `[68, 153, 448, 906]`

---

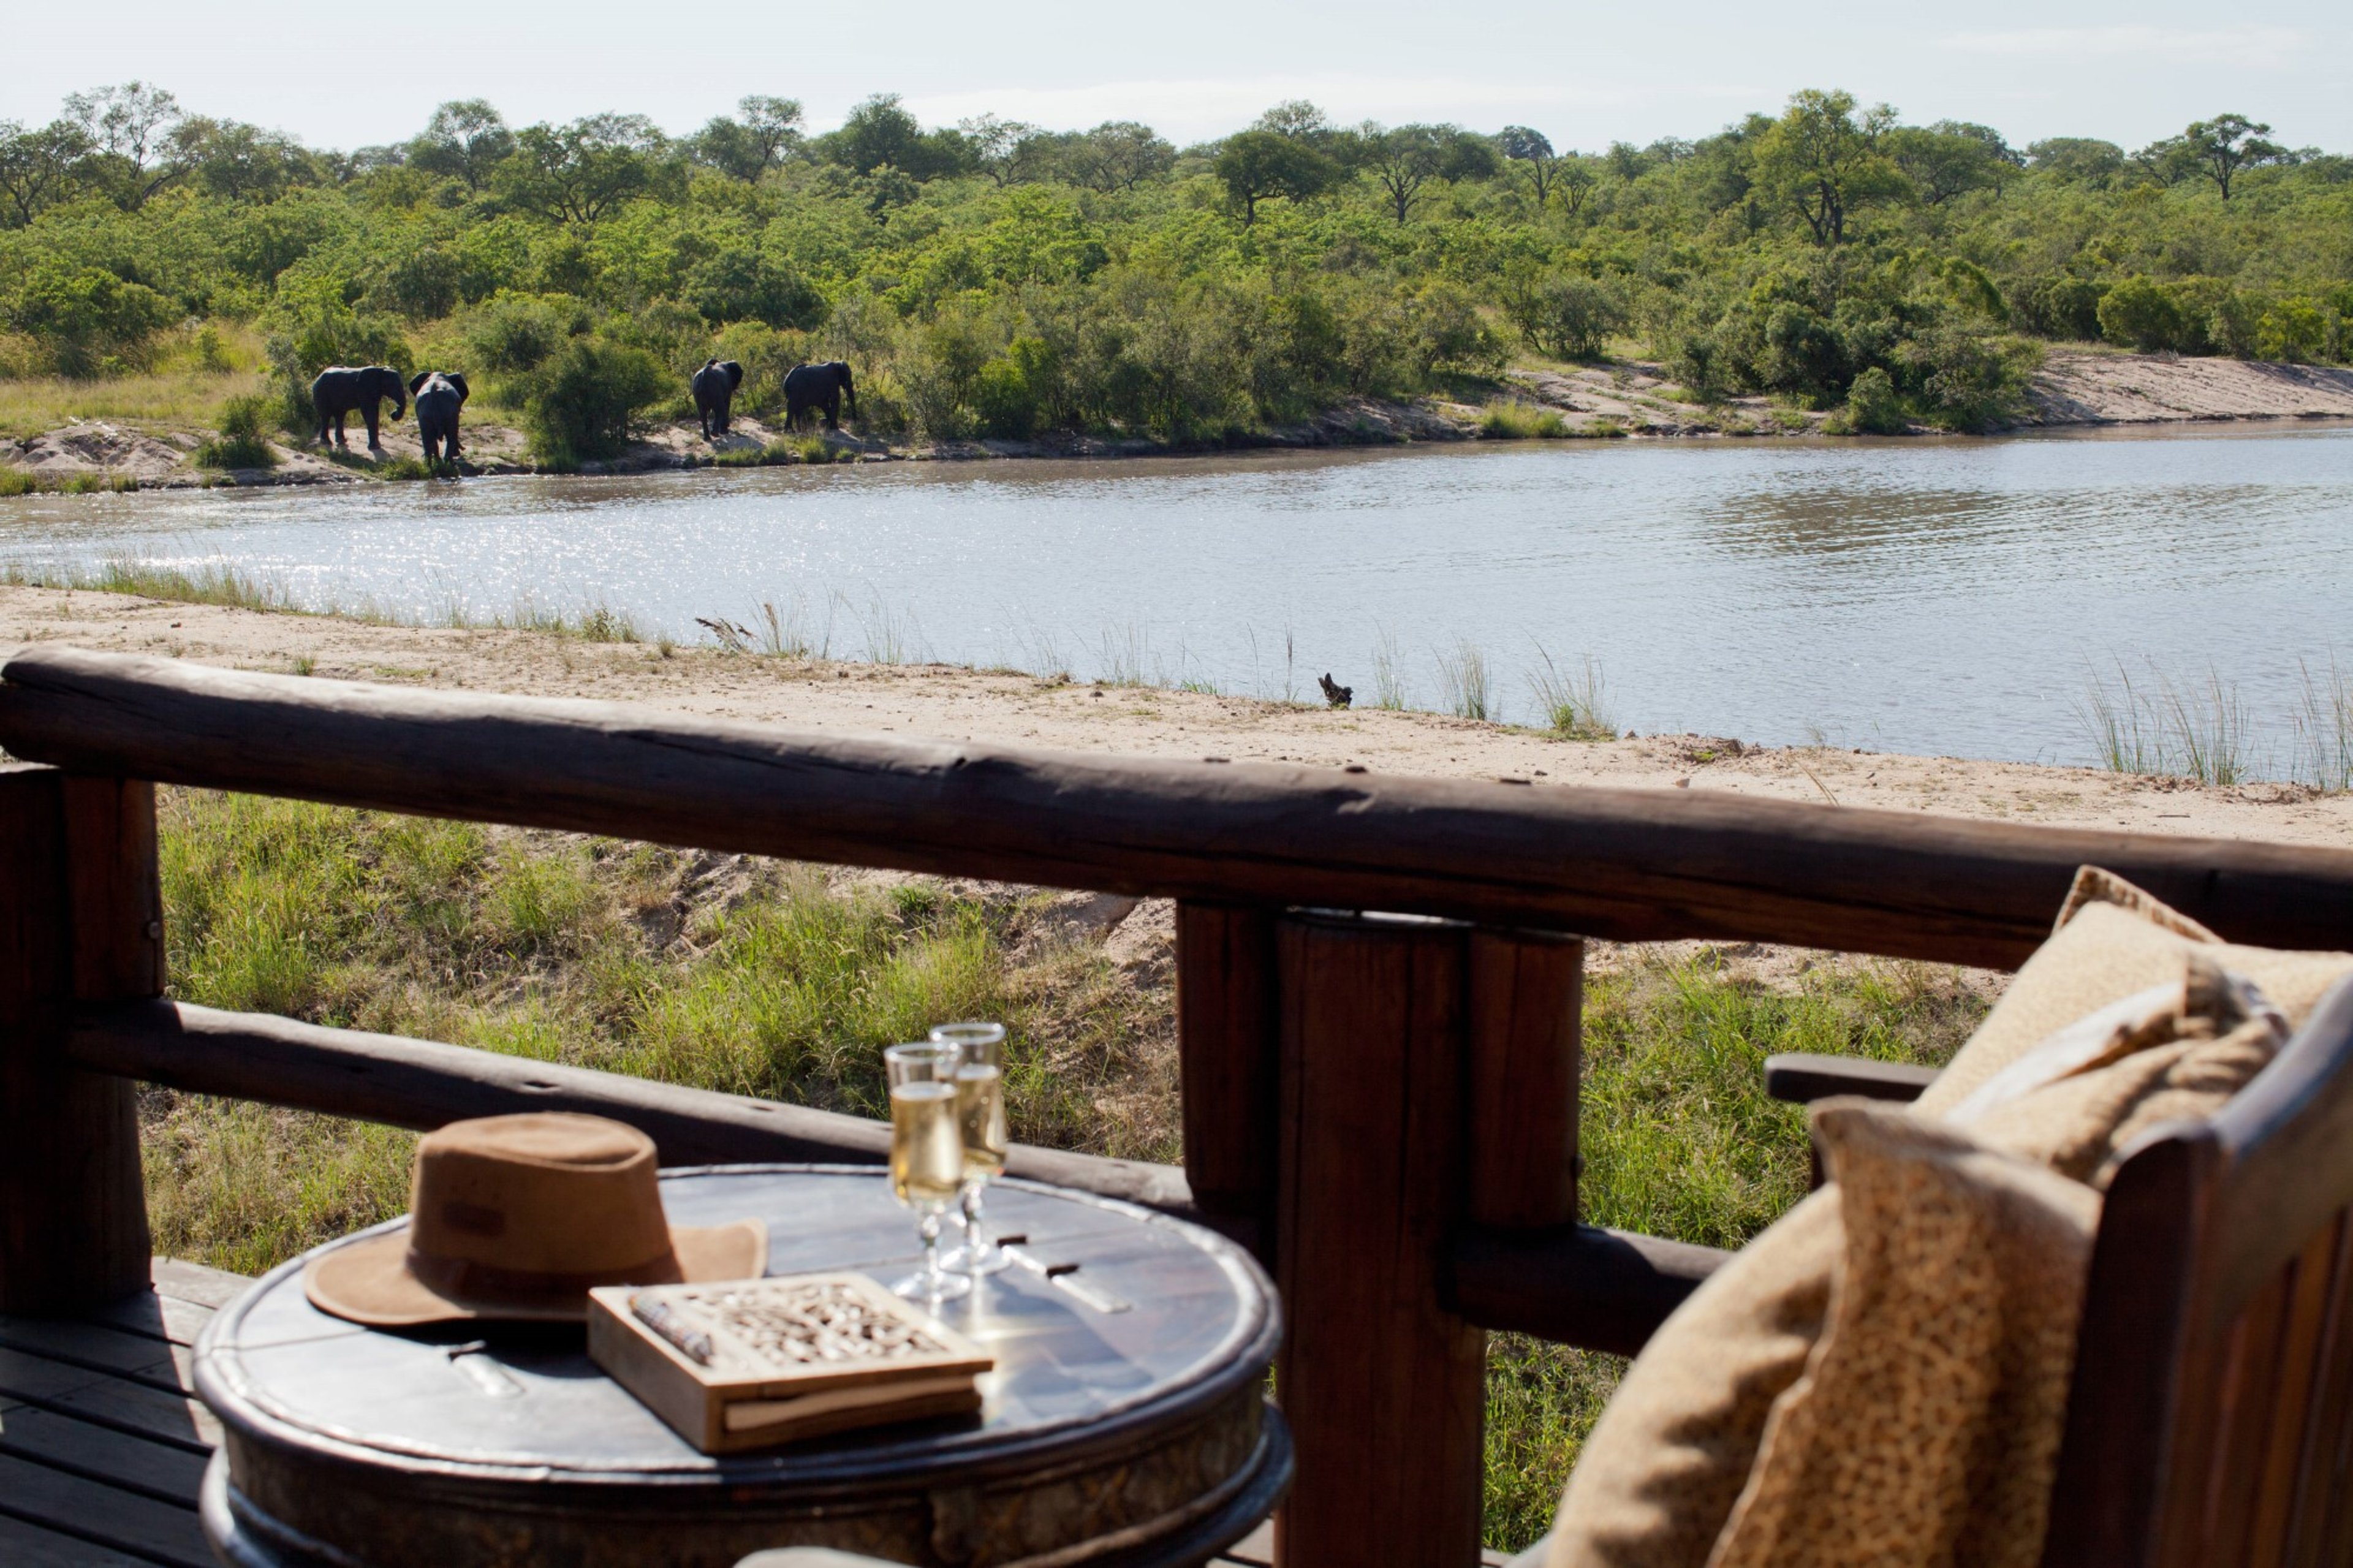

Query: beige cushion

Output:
[1707, 1104, 2098, 1568]
[1914, 866, 2351, 1117]
[1545, 869, 2328, 1568]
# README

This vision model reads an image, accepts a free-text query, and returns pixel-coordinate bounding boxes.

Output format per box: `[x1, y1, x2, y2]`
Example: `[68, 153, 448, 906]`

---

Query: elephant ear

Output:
[409, 372, 431, 396]
[445, 373, 470, 403]
[723, 361, 743, 389]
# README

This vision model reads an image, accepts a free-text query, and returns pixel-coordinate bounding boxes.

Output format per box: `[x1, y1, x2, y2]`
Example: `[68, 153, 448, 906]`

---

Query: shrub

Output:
[1903, 330, 2040, 432]
[1507, 273, 1627, 361]
[0, 467, 35, 497]
[1839, 366, 1906, 434]
[1480, 400, 1568, 438]
[4, 263, 181, 377]
[2098, 277, 2187, 353]
[461, 291, 585, 374]
[2257, 298, 2328, 363]
[517, 339, 670, 465]
[195, 395, 280, 469]
[2007, 275, 2104, 341]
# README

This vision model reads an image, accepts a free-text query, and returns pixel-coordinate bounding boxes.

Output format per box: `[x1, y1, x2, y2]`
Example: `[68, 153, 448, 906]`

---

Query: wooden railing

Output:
[5, 646, 2352, 1566]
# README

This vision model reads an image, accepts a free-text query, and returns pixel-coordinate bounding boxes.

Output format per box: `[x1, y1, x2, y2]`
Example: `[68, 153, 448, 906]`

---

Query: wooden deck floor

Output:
[0, 1259, 240, 1566]
[0, 1260, 1515, 1567]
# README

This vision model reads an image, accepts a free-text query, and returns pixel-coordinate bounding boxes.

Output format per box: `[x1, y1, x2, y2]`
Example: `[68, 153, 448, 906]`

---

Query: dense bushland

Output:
[5, 85, 2349, 449]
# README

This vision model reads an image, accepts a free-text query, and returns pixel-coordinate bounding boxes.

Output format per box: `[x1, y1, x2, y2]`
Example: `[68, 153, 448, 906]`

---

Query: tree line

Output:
[2, 82, 2347, 453]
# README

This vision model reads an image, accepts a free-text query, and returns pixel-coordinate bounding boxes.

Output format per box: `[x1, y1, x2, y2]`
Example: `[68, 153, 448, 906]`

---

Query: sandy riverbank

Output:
[7, 350, 2349, 491]
[8, 585, 2347, 858]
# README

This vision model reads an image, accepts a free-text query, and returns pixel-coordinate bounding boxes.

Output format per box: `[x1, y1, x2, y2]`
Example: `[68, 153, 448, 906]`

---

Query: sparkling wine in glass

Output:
[932, 1021, 1012, 1276]
[885, 1042, 971, 1303]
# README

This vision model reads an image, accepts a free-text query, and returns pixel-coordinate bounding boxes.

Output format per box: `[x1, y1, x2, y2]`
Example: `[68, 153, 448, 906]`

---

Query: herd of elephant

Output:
[306, 359, 858, 463]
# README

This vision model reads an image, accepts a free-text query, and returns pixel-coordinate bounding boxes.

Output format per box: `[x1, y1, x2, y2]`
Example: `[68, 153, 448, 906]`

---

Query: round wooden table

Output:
[195, 1165, 1289, 1568]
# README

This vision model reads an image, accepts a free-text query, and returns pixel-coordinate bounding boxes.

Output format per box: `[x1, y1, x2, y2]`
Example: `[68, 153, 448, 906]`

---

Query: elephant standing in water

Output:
[409, 372, 470, 464]
[782, 361, 857, 431]
[309, 365, 407, 451]
[691, 358, 745, 439]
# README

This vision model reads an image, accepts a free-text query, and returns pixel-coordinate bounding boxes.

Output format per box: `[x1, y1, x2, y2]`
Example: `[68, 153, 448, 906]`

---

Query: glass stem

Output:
[920, 1210, 942, 1287]
[962, 1183, 988, 1252]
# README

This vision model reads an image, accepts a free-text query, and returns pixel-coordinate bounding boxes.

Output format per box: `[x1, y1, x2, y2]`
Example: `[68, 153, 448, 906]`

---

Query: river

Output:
[4, 425, 2350, 773]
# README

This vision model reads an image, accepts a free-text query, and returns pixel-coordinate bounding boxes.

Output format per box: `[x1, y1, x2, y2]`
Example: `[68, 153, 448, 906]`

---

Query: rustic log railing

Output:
[4, 646, 2352, 1567]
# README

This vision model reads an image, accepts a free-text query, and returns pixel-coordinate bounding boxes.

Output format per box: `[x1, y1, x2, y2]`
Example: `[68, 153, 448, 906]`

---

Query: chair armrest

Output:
[1763, 1053, 1939, 1105]
[737, 1553, 901, 1568]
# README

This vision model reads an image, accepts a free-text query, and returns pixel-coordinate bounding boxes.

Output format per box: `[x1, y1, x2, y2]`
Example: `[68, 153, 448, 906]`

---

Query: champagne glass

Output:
[933, 1021, 1011, 1276]
[884, 1042, 971, 1304]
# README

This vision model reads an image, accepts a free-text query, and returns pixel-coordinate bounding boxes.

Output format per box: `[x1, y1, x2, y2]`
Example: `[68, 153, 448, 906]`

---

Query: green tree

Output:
[495, 115, 664, 224]
[2179, 113, 2292, 200]
[175, 118, 316, 202]
[1216, 130, 1336, 224]
[63, 81, 186, 208]
[2026, 137, 2124, 187]
[1752, 89, 1903, 244]
[691, 96, 803, 183]
[1887, 121, 2018, 205]
[0, 119, 93, 227]
[1360, 124, 1496, 223]
[410, 100, 513, 191]
[820, 96, 969, 181]
[1063, 122, 1175, 194]
[956, 114, 1042, 186]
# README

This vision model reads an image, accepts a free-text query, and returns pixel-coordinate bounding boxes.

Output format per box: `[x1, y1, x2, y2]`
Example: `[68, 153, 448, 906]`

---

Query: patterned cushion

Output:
[1544, 869, 2333, 1568]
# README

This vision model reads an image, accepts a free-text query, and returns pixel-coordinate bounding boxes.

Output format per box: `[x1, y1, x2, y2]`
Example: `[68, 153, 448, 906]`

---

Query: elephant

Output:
[310, 365, 407, 451]
[782, 361, 857, 432]
[691, 359, 745, 439]
[408, 372, 470, 464]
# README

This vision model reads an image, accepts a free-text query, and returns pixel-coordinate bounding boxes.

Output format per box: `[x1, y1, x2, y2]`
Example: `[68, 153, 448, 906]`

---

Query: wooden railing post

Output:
[0, 765, 157, 1314]
[1274, 911, 1485, 1567]
[1177, 902, 1280, 1265]
[1467, 930, 1583, 1230]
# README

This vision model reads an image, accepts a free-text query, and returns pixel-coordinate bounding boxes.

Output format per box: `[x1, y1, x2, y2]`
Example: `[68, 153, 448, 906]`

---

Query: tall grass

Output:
[4, 558, 299, 612]
[1436, 639, 1496, 721]
[2295, 657, 2353, 793]
[1370, 629, 1409, 710]
[2080, 661, 2255, 786]
[1097, 623, 1150, 687]
[1528, 648, 1615, 740]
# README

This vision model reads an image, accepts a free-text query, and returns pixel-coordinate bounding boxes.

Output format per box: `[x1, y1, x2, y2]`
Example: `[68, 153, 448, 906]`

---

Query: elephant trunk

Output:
[841, 365, 857, 423]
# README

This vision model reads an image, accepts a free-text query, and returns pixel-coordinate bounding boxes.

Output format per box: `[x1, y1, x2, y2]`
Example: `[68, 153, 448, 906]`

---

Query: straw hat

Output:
[304, 1113, 767, 1327]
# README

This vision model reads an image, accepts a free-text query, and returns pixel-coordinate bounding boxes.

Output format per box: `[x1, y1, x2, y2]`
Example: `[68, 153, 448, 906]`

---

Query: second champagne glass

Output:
[932, 1021, 1011, 1276]
[884, 1042, 971, 1304]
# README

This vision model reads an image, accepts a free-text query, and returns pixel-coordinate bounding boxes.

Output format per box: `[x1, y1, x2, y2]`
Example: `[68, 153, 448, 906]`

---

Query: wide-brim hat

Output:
[304, 1113, 767, 1327]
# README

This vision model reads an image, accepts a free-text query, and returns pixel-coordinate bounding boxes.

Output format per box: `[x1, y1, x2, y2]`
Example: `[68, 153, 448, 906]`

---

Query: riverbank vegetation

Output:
[138, 785, 1980, 1547]
[4, 85, 2349, 455]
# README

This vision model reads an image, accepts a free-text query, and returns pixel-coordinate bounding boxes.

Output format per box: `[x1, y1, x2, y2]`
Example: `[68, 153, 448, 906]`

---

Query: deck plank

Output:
[0, 1404, 211, 1504]
[84, 1291, 218, 1348]
[148, 1258, 249, 1311]
[0, 1510, 163, 1567]
[0, 1450, 211, 1566]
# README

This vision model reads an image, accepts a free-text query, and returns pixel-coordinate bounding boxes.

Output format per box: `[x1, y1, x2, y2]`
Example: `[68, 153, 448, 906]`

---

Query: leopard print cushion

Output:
[1544, 871, 2322, 1568]
[1705, 1105, 2099, 1568]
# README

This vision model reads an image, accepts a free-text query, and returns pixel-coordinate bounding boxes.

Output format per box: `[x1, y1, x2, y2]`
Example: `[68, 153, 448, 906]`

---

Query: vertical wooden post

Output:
[1466, 930, 1583, 1230]
[1177, 901, 1280, 1265]
[0, 766, 157, 1314]
[1274, 912, 1485, 1567]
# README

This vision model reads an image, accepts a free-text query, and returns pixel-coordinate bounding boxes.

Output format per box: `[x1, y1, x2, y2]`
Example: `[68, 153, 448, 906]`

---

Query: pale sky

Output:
[12, 0, 2350, 154]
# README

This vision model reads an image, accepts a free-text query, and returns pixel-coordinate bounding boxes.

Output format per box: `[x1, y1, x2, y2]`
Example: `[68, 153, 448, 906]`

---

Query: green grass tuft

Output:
[1480, 400, 1569, 439]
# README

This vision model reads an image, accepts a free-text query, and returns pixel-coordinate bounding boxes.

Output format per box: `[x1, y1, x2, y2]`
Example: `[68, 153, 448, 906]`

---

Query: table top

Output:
[195, 1165, 1279, 1493]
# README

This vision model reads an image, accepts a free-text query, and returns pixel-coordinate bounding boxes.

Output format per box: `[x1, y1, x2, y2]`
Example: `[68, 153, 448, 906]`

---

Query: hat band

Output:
[406, 1245, 683, 1306]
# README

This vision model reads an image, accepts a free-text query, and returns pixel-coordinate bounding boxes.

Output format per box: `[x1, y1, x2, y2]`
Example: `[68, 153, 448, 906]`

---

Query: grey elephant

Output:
[782, 361, 857, 431]
[309, 365, 407, 451]
[408, 372, 469, 464]
[691, 359, 745, 439]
